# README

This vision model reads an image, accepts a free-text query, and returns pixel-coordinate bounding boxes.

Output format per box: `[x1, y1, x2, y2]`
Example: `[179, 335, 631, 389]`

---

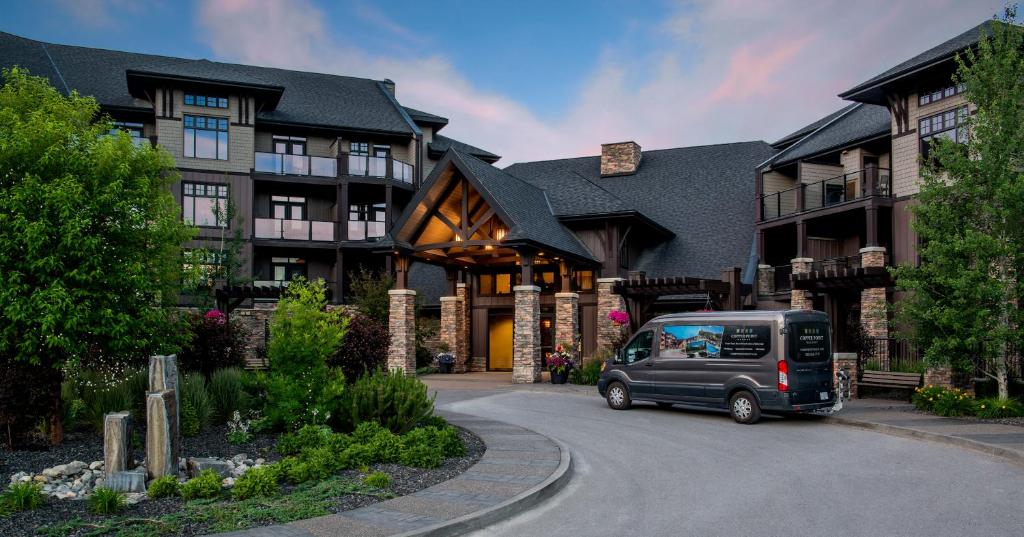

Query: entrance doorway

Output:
[488, 314, 513, 370]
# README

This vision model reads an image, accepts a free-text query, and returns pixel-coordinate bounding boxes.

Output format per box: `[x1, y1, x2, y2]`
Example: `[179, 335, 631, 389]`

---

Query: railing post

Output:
[864, 165, 877, 196]
[386, 158, 394, 180]
[796, 185, 804, 213]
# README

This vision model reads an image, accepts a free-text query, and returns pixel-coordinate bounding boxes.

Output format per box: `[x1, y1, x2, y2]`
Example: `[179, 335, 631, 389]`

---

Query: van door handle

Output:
[644, 361, 654, 367]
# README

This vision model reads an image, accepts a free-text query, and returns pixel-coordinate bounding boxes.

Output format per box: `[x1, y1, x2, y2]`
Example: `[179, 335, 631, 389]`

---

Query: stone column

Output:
[148, 355, 179, 456]
[146, 390, 179, 480]
[439, 295, 463, 370]
[103, 412, 133, 477]
[790, 258, 813, 310]
[456, 282, 470, 373]
[757, 264, 774, 295]
[596, 277, 626, 353]
[859, 247, 889, 365]
[924, 366, 954, 389]
[388, 289, 417, 374]
[833, 352, 859, 398]
[513, 285, 542, 383]
[554, 292, 579, 350]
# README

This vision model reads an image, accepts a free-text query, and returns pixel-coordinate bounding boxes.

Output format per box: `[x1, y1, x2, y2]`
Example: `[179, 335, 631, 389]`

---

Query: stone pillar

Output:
[103, 412, 133, 477]
[834, 352, 859, 398]
[388, 289, 417, 374]
[456, 283, 470, 373]
[924, 366, 954, 389]
[859, 247, 889, 365]
[513, 285, 542, 383]
[148, 355, 179, 456]
[757, 264, 774, 295]
[596, 277, 626, 353]
[146, 390, 179, 480]
[790, 258, 813, 310]
[554, 292, 579, 350]
[439, 295, 463, 371]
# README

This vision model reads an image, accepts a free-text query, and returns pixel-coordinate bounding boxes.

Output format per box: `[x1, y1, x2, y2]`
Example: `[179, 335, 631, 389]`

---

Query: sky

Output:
[0, 0, 1010, 164]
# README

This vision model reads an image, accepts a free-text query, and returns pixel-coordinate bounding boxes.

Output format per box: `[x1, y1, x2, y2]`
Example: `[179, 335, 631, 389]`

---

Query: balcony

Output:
[254, 218, 336, 241]
[346, 219, 386, 241]
[340, 153, 414, 184]
[254, 152, 337, 178]
[760, 168, 891, 221]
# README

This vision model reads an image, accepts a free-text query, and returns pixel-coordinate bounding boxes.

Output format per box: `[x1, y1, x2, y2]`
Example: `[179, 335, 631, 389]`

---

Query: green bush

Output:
[146, 475, 180, 499]
[68, 368, 148, 433]
[912, 385, 947, 412]
[932, 387, 974, 417]
[418, 415, 449, 429]
[974, 397, 1024, 418]
[435, 427, 465, 457]
[334, 369, 436, 434]
[88, 488, 126, 515]
[338, 443, 376, 469]
[352, 421, 387, 442]
[278, 457, 316, 485]
[268, 278, 348, 373]
[570, 359, 602, 386]
[181, 373, 212, 437]
[399, 442, 443, 468]
[277, 425, 333, 456]
[209, 367, 249, 423]
[264, 368, 346, 432]
[370, 430, 404, 463]
[1, 482, 45, 511]
[232, 466, 280, 500]
[181, 469, 223, 500]
[363, 471, 391, 489]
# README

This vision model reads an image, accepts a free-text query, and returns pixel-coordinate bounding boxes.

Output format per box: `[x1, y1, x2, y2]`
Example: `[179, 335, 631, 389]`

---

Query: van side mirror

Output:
[635, 349, 649, 361]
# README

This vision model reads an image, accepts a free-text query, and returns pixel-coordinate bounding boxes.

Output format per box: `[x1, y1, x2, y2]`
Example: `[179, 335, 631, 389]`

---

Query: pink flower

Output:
[607, 310, 630, 326]
[204, 309, 227, 326]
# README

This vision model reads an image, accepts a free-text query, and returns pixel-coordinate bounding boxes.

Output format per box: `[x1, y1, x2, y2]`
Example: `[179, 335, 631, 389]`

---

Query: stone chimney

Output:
[381, 79, 396, 96]
[600, 141, 642, 177]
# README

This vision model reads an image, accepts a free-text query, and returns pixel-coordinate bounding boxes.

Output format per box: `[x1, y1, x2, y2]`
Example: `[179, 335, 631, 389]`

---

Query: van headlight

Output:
[600, 361, 606, 373]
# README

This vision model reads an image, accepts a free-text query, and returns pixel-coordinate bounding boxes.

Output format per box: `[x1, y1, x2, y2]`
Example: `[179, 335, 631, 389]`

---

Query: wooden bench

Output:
[859, 371, 922, 400]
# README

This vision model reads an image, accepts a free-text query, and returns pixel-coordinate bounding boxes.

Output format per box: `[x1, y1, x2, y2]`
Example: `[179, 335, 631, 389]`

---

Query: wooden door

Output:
[488, 315, 513, 370]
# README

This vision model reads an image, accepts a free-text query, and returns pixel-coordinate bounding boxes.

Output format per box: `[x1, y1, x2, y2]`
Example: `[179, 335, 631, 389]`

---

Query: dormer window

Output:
[184, 94, 228, 108]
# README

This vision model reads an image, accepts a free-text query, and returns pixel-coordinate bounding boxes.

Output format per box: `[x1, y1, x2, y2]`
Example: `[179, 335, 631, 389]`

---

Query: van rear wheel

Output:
[729, 391, 761, 424]
[606, 382, 631, 410]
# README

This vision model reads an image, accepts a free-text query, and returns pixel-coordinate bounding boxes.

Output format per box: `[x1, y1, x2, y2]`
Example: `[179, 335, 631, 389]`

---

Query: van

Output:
[597, 310, 834, 424]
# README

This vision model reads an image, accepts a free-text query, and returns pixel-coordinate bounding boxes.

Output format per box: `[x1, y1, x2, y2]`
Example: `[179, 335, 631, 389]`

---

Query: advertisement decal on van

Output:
[660, 324, 771, 359]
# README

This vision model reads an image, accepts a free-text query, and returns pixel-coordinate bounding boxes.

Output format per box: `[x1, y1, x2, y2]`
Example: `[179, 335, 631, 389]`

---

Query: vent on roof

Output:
[600, 141, 642, 177]
[381, 79, 396, 96]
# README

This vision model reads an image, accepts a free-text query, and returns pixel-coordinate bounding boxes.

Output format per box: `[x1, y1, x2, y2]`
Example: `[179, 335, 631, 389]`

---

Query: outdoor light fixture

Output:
[493, 224, 506, 241]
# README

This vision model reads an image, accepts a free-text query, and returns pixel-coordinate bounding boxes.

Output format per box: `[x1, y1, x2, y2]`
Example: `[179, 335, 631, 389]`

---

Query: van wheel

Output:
[729, 391, 761, 424]
[606, 382, 631, 410]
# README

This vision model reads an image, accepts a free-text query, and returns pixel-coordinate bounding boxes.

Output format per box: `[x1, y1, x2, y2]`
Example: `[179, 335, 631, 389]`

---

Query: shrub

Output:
[932, 387, 974, 417]
[570, 359, 602, 386]
[415, 317, 440, 369]
[146, 475, 180, 499]
[264, 355, 346, 431]
[369, 430, 404, 463]
[268, 279, 348, 374]
[177, 311, 249, 375]
[227, 410, 254, 445]
[418, 415, 449, 429]
[974, 397, 1024, 419]
[352, 421, 387, 443]
[912, 385, 947, 412]
[278, 457, 316, 484]
[232, 466, 280, 500]
[180, 373, 212, 437]
[434, 426, 466, 457]
[329, 314, 389, 381]
[67, 367, 148, 434]
[209, 368, 249, 423]
[399, 443, 443, 468]
[338, 443, 376, 469]
[277, 425, 333, 456]
[363, 471, 391, 489]
[88, 488, 126, 515]
[181, 469, 223, 500]
[334, 369, 435, 434]
[348, 268, 392, 324]
[1, 482, 45, 511]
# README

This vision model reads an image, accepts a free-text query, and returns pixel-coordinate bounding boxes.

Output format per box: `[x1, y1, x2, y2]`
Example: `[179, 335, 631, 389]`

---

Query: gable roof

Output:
[840, 20, 998, 104]
[763, 103, 891, 168]
[0, 31, 416, 135]
[505, 141, 776, 280]
[428, 134, 500, 163]
[771, 104, 857, 149]
[404, 106, 449, 131]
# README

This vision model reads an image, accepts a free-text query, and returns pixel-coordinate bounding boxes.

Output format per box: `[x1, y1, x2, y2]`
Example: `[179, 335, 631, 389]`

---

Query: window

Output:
[273, 135, 306, 155]
[660, 324, 771, 359]
[184, 115, 229, 160]
[182, 249, 223, 287]
[919, 106, 968, 159]
[272, 196, 306, 220]
[618, 331, 653, 364]
[573, 270, 594, 292]
[918, 83, 965, 106]
[478, 271, 522, 295]
[271, 257, 306, 282]
[348, 202, 386, 239]
[350, 142, 369, 155]
[183, 182, 228, 227]
[108, 121, 145, 146]
[184, 94, 229, 108]
[532, 270, 556, 292]
[373, 144, 391, 157]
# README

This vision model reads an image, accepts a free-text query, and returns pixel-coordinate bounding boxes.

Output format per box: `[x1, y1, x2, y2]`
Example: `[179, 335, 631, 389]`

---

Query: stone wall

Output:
[387, 290, 417, 374]
[758, 264, 774, 295]
[924, 366, 954, 389]
[790, 258, 813, 310]
[596, 278, 626, 353]
[600, 142, 642, 176]
[512, 286, 541, 383]
[554, 292, 579, 349]
[457, 283, 471, 373]
[859, 247, 888, 340]
[834, 352, 859, 398]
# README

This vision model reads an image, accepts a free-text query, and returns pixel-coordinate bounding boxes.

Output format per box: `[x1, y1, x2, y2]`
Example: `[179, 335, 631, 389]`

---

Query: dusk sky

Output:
[0, 0, 1009, 164]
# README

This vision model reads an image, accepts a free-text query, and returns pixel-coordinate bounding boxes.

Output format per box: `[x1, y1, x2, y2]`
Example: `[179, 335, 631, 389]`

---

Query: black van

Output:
[597, 310, 835, 423]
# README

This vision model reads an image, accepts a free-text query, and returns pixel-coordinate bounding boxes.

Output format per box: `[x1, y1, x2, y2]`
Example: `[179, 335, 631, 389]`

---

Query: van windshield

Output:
[789, 321, 830, 362]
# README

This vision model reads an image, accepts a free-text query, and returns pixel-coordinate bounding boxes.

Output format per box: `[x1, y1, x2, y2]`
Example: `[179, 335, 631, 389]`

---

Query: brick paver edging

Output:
[824, 415, 1024, 467]
[215, 411, 572, 537]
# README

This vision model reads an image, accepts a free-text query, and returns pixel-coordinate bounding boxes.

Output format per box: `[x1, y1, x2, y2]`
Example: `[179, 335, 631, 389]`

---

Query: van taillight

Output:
[777, 359, 789, 392]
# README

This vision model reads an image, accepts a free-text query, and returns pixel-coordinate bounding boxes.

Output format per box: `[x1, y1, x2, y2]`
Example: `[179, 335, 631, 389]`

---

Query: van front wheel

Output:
[606, 382, 631, 410]
[729, 391, 761, 424]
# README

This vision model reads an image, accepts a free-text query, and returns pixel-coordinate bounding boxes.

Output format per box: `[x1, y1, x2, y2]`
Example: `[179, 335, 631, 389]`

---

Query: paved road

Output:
[433, 387, 1024, 537]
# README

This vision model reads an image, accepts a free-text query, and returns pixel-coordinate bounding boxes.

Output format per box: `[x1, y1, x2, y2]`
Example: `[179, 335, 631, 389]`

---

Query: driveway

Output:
[428, 381, 1024, 537]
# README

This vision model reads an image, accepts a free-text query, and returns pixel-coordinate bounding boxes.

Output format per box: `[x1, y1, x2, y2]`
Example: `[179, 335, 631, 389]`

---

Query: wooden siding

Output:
[892, 198, 918, 267]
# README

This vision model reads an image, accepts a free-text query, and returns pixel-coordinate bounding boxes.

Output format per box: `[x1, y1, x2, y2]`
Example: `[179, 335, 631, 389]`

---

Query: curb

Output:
[394, 436, 573, 537]
[824, 415, 1024, 467]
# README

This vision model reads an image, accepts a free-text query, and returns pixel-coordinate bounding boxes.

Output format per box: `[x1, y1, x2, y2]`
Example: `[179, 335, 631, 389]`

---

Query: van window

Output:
[789, 321, 830, 362]
[660, 324, 771, 359]
[619, 331, 653, 364]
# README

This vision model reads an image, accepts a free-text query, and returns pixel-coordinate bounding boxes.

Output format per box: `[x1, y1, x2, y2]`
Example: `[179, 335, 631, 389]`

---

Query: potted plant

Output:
[436, 342, 455, 374]
[548, 343, 576, 384]
[607, 309, 631, 356]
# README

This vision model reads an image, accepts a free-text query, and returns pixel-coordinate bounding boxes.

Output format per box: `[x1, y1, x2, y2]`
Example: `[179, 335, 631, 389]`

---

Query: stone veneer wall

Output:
[457, 283, 470, 373]
[596, 278, 626, 353]
[231, 304, 358, 369]
[790, 258, 813, 310]
[600, 142, 642, 176]
[834, 352, 859, 398]
[439, 295, 466, 373]
[554, 292, 580, 351]
[387, 290, 417, 374]
[859, 247, 888, 341]
[757, 264, 775, 295]
[512, 285, 541, 383]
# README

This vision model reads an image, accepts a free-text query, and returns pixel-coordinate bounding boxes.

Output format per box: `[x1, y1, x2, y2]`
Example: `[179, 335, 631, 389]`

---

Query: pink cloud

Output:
[706, 35, 814, 103]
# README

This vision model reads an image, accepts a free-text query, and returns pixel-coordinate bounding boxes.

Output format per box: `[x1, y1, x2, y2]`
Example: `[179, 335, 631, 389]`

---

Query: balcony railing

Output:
[760, 168, 891, 221]
[254, 218, 335, 241]
[340, 153, 414, 184]
[346, 220, 386, 241]
[254, 152, 338, 178]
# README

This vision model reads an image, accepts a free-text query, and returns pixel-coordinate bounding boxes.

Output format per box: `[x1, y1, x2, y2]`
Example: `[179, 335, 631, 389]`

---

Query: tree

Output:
[348, 267, 393, 323]
[0, 68, 194, 443]
[893, 10, 1023, 399]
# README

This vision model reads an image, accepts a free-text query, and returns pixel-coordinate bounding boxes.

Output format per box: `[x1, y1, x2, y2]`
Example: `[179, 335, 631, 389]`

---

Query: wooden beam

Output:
[466, 207, 496, 239]
[416, 240, 500, 251]
[407, 173, 461, 245]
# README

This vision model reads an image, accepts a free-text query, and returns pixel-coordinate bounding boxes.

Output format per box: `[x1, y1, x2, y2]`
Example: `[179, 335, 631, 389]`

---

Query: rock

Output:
[187, 457, 233, 479]
[10, 471, 27, 483]
[149, 354, 180, 446]
[221, 477, 234, 487]
[71, 480, 83, 491]
[94, 477, 104, 489]
[255, 458, 265, 466]
[66, 461, 87, 475]
[56, 484, 71, 494]
[125, 492, 146, 505]
[104, 412, 134, 477]
[43, 466, 63, 478]
[33, 475, 48, 483]
[18, 475, 31, 483]
[232, 464, 249, 477]
[55, 491, 76, 500]
[146, 389, 179, 480]
[81, 472, 95, 484]
[106, 470, 146, 493]
[89, 461, 104, 471]
[231, 454, 248, 465]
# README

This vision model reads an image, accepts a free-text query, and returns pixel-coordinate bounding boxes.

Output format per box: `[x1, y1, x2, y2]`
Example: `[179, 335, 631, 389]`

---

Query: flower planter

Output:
[550, 368, 569, 384]
[439, 362, 453, 374]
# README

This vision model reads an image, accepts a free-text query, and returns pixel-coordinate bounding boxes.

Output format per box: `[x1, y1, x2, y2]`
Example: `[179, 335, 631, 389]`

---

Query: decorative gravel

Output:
[0, 426, 485, 537]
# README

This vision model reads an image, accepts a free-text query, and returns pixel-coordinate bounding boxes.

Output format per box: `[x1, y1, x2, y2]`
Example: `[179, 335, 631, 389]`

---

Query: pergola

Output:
[613, 269, 742, 331]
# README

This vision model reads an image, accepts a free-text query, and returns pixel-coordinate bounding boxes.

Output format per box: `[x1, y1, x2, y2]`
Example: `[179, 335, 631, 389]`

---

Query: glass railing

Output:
[254, 218, 335, 241]
[347, 220, 386, 241]
[759, 168, 892, 221]
[254, 152, 337, 178]
[342, 153, 414, 183]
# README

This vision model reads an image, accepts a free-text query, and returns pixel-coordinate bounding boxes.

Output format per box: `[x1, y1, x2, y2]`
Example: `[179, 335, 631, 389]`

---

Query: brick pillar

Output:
[596, 277, 626, 353]
[440, 292, 467, 373]
[513, 285, 542, 383]
[790, 258, 813, 310]
[834, 352, 859, 398]
[457, 283, 470, 373]
[924, 366, 954, 389]
[554, 292, 580, 350]
[387, 289, 417, 375]
[757, 264, 774, 295]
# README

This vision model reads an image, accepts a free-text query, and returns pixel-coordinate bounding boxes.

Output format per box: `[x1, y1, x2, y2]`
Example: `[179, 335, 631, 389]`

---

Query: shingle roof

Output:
[771, 104, 857, 149]
[764, 104, 891, 167]
[429, 134, 500, 163]
[404, 106, 449, 129]
[0, 31, 416, 135]
[505, 141, 776, 280]
[840, 20, 998, 104]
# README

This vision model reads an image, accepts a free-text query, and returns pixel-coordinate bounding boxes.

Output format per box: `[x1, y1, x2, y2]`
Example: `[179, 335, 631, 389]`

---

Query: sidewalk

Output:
[828, 398, 1024, 465]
